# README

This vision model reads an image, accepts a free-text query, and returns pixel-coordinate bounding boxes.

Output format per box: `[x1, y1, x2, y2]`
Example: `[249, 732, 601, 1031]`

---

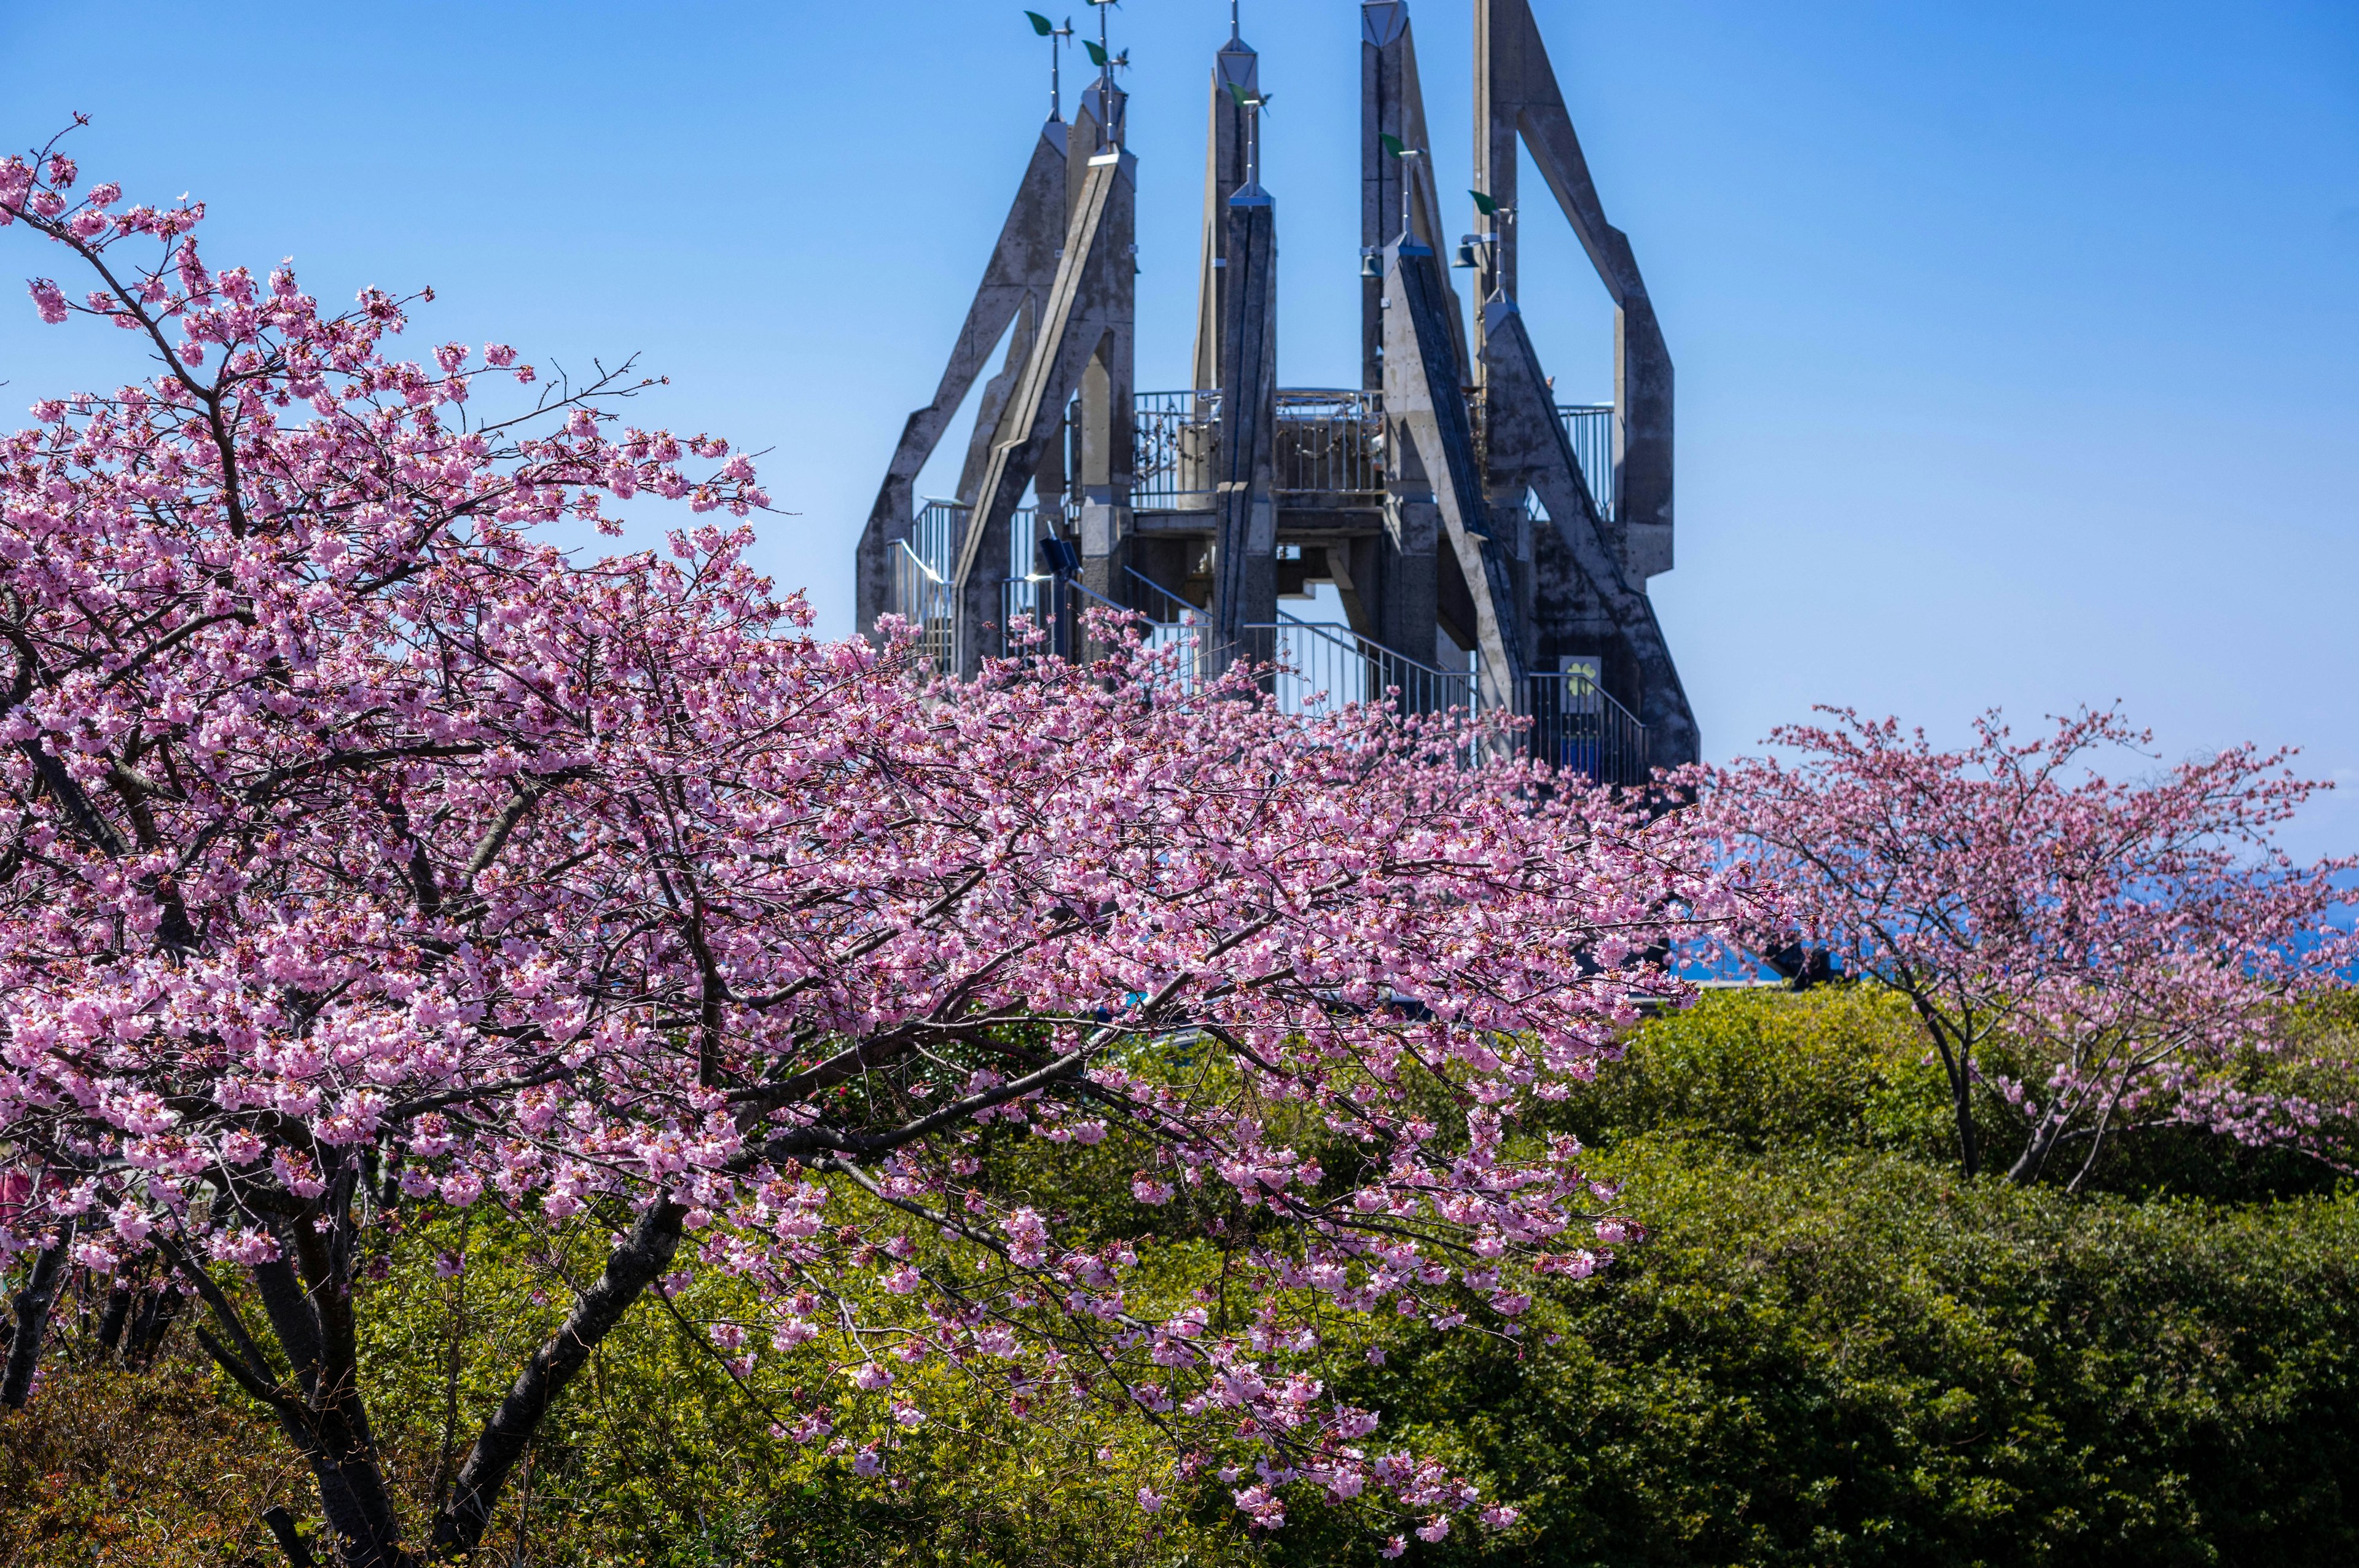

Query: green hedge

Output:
[9, 989, 2355, 1566]
[1291, 1143, 2359, 1566]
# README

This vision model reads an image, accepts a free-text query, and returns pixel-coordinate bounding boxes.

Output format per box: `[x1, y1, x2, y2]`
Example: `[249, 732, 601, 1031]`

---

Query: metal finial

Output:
[1082, 0, 1127, 152]
[1026, 12, 1076, 120]
[1230, 0, 1242, 44]
[1054, 15, 1074, 119]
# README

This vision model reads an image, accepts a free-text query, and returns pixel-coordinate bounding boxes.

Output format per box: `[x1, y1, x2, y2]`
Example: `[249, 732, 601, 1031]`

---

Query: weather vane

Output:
[1024, 12, 1076, 121]
[1380, 132, 1422, 245]
[1081, 0, 1130, 150]
[1226, 77, 1275, 192]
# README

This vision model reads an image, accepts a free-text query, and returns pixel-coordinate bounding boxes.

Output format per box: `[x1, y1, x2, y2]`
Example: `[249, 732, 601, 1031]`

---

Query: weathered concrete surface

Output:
[953, 120, 1134, 673]
[855, 120, 1067, 636]
[1481, 298, 1697, 764]
[1361, 2, 1467, 392]
[1473, 0, 1673, 583]
[1210, 184, 1277, 665]
[1384, 238, 1524, 713]
[1191, 29, 1259, 394]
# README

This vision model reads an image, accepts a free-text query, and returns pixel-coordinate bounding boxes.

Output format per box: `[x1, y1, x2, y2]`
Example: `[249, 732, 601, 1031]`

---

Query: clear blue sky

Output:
[4, 1, 2355, 851]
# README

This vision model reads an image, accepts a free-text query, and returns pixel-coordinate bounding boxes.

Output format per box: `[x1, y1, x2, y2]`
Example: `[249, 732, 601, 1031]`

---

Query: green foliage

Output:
[9, 988, 2357, 1566]
[1562, 985, 1956, 1158]
[0, 1352, 303, 1567]
[1293, 1144, 2359, 1566]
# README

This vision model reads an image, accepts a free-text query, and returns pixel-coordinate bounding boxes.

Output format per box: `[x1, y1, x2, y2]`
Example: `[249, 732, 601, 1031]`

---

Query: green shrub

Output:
[1288, 1141, 2359, 1567]
[10, 988, 2356, 1566]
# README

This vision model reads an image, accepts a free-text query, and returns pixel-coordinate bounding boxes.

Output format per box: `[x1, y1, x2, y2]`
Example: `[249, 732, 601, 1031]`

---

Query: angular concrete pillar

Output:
[1480, 297, 1697, 763]
[1473, 0, 1673, 583]
[954, 125, 1135, 674]
[1191, 27, 1259, 395]
[856, 119, 1068, 637]
[1359, 1, 1467, 393]
[1383, 237, 1522, 714]
[1210, 182, 1277, 668]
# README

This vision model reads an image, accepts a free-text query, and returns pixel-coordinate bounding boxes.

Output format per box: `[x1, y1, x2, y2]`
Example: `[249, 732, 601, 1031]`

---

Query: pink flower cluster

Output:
[1701, 707, 2358, 1185]
[0, 132, 1738, 1550]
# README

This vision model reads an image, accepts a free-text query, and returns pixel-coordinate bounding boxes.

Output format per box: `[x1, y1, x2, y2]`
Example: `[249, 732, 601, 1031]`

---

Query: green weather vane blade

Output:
[1026, 10, 1053, 34]
[1380, 133, 1406, 158]
[1469, 189, 1499, 217]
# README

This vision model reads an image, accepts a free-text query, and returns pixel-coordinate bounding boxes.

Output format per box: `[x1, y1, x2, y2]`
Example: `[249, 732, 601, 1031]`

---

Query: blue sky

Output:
[4, 1, 2355, 852]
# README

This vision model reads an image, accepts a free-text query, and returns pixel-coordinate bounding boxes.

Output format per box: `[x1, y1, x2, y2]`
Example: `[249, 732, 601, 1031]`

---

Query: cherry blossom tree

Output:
[1703, 707, 2357, 1185]
[0, 131, 1735, 1566]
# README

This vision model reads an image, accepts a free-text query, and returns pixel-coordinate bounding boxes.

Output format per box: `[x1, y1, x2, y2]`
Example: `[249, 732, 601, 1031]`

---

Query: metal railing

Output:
[1556, 404, 1615, 523]
[1000, 571, 1207, 687]
[890, 540, 955, 676]
[906, 499, 1062, 674]
[1133, 389, 1389, 510]
[981, 563, 1651, 787]
[1522, 668, 1648, 786]
[1132, 390, 1222, 510]
[1274, 389, 1385, 501]
[1235, 620, 1476, 720]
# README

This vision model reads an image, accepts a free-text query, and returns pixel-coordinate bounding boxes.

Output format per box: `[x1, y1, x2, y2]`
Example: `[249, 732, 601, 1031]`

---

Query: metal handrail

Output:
[1273, 389, 1385, 500]
[1133, 390, 1222, 510]
[990, 572, 1648, 786]
[1555, 404, 1615, 524]
[890, 540, 955, 676]
[1122, 566, 1207, 624]
[1237, 618, 1477, 720]
[1133, 388, 1389, 509]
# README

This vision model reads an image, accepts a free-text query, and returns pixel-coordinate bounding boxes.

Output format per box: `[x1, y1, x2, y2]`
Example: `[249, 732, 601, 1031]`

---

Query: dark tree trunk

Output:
[127, 1285, 182, 1367]
[1, 1220, 74, 1406]
[1952, 1069, 1981, 1179]
[261, 1505, 319, 1568]
[96, 1284, 135, 1355]
[430, 1199, 686, 1556]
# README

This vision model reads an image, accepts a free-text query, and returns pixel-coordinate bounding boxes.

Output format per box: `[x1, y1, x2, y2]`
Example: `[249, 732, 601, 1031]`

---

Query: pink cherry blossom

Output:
[0, 130, 1735, 1562]
[1702, 708, 2358, 1183]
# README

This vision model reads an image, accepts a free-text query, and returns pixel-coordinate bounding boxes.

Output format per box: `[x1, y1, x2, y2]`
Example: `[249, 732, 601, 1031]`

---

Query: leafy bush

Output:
[1294, 1143, 2359, 1566]
[9, 988, 2356, 1566]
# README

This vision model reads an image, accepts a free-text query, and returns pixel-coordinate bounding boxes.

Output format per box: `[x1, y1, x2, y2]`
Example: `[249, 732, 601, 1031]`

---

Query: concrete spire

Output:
[1191, 15, 1261, 392]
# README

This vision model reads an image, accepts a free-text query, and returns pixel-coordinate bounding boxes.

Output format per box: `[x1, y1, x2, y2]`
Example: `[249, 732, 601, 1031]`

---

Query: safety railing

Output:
[1132, 390, 1222, 510]
[911, 499, 964, 579]
[1133, 389, 1390, 511]
[909, 499, 1063, 674]
[1001, 571, 1207, 687]
[1556, 404, 1616, 524]
[1234, 620, 1477, 721]
[890, 540, 955, 676]
[1522, 668, 1648, 786]
[1238, 622, 1647, 783]
[1273, 389, 1385, 502]
[987, 585, 1648, 786]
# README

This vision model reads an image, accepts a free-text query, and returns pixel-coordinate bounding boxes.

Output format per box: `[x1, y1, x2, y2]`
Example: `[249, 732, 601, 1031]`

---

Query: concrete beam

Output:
[1211, 184, 1278, 666]
[855, 120, 1068, 636]
[1480, 298, 1697, 763]
[1384, 238, 1524, 712]
[1360, 2, 1468, 392]
[1473, 0, 1673, 580]
[1191, 30, 1259, 394]
[953, 144, 1135, 674]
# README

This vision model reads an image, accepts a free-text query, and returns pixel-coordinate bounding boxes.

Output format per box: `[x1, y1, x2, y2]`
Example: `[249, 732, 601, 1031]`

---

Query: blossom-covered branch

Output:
[1, 133, 1734, 1566]
[1700, 706, 2356, 1184]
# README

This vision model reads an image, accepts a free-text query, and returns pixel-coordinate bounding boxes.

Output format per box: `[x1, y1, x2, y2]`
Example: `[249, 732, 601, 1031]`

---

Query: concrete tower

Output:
[857, 0, 1697, 780]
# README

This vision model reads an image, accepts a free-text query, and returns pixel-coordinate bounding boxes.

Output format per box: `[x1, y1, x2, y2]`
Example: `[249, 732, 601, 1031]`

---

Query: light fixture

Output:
[1359, 248, 1382, 279]
[1452, 236, 1482, 269]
